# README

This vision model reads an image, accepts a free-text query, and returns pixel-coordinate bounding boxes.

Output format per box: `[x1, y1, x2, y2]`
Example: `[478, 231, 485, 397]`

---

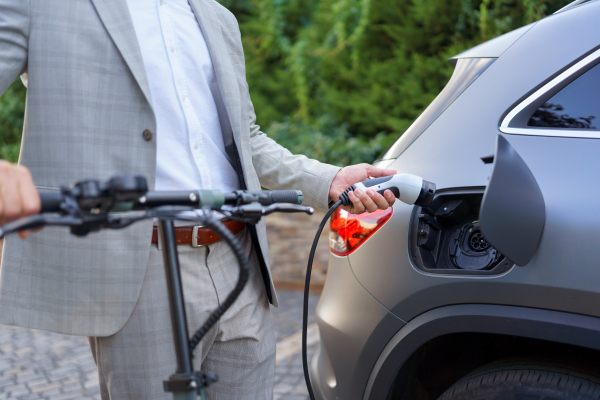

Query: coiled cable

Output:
[189, 211, 250, 351]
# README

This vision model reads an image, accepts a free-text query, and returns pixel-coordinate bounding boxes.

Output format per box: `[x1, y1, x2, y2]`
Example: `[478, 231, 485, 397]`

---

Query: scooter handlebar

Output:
[40, 192, 65, 213]
[254, 190, 303, 206]
[39, 189, 303, 213]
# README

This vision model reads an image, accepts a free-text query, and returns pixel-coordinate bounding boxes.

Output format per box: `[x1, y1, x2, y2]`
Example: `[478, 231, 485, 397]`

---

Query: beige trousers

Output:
[88, 229, 276, 399]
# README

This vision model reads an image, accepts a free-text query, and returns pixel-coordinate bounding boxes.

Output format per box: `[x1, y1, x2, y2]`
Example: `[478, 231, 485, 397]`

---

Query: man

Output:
[0, 0, 396, 398]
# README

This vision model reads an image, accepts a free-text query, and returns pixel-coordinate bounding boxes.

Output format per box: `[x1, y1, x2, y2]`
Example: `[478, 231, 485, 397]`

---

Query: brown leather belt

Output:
[151, 219, 246, 247]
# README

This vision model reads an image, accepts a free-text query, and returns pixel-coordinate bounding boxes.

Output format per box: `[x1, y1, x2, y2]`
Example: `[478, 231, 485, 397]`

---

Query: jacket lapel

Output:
[188, 0, 243, 149]
[90, 0, 153, 108]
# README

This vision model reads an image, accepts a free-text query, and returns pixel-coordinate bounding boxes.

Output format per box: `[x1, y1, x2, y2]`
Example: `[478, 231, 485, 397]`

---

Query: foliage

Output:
[231, 0, 569, 163]
[0, 80, 26, 162]
[0, 143, 20, 163]
[0, 0, 570, 166]
[265, 114, 394, 165]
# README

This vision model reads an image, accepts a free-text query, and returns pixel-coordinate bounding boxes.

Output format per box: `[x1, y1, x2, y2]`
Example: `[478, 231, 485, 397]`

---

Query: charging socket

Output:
[409, 188, 514, 276]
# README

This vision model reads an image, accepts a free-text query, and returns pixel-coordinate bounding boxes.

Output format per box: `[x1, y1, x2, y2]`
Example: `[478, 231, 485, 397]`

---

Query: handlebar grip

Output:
[40, 192, 65, 213]
[263, 190, 303, 205]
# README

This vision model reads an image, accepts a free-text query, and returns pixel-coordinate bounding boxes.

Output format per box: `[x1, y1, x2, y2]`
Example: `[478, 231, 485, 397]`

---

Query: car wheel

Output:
[438, 359, 600, 400]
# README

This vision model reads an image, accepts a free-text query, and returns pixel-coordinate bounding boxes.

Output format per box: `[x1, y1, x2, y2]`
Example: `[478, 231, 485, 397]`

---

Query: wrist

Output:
[328, 168, 344, 202]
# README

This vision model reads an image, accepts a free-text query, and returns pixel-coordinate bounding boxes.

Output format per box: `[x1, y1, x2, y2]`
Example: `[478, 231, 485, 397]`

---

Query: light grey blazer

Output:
[0, 0, 340, 336]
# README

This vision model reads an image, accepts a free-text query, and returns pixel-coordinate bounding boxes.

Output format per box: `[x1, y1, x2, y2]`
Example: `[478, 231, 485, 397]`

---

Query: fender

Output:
[363, 304, 600, 400]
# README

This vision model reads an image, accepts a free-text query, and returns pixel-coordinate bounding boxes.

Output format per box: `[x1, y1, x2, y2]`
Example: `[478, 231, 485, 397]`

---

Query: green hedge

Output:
[234, 0, 568, 164]
[0, 79, 26, 162]
[0, 0, 569, 166]
[265, 114, 395, 165]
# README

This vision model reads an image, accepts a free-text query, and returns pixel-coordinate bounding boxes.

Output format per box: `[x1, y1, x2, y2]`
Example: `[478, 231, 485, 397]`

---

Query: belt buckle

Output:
[191, 225, 205, 248]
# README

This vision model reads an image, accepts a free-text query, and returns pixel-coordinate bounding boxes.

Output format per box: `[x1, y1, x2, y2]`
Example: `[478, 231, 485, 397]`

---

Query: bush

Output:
[0, 79, 26, 162]
[0, 143, 20, 163]
[0, 0, 570, 166]
[264, 115, 395, 166]
[230, 0, 570, 163]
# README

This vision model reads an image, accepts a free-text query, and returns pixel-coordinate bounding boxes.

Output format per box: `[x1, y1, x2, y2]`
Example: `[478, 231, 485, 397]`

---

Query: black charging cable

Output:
[302, 199, 344, 400]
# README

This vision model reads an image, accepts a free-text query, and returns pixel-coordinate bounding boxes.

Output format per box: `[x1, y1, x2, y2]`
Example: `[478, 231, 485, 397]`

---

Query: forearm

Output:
[245, 85, 340, 209]
[250, 132, 341, 210]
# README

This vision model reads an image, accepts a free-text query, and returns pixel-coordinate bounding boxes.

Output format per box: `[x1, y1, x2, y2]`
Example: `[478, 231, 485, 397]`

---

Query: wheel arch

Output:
[364, 304, 600, 400]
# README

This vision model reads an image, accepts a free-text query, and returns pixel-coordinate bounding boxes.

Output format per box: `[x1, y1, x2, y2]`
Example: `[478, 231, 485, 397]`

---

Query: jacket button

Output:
[142, 129, 153, 141]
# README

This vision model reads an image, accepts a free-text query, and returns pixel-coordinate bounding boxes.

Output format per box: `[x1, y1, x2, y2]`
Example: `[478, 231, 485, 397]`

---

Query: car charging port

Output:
[409, 189, 513, 275]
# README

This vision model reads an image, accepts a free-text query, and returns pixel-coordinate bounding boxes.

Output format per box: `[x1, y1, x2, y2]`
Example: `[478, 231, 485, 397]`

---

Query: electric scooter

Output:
[0, 174, 314, 400]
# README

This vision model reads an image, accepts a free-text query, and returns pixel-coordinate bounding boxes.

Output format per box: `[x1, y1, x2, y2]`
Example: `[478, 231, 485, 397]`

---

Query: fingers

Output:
[368, 189, 389, 210]
[349, 188, 378, 213]
[383, 189, 396, 206]
[18, 227, 42, 240]
[347, 191, 365, 214]
[16, 167, 40, 239]
[15, 165, 40, 217]
[366, 165, 397, 178]
[0, 161, 41, 239]
[0, 160, 22, 225]
[346, 188, 397, 215]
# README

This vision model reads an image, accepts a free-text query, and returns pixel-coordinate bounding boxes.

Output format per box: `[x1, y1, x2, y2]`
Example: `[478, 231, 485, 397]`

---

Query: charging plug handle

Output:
[338, 174, 436, 207]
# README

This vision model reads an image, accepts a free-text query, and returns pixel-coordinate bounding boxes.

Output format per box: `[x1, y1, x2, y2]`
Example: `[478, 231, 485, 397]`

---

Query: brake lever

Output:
[0, 215, 85, 239]
[219, 203, 314, 224]
[261, 204, 314, 216]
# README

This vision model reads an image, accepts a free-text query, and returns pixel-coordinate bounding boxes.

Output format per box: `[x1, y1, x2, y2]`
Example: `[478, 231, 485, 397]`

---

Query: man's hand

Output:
[0, 161, 40, 239]
[329, 164, 397, 214]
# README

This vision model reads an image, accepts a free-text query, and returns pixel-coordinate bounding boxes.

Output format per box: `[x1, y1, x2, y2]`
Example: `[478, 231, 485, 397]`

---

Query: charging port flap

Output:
[479, 135, 546, 266]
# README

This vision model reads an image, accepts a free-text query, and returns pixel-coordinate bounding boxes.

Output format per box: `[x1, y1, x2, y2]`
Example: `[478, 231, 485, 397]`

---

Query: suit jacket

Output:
[0, 0, 340, 336]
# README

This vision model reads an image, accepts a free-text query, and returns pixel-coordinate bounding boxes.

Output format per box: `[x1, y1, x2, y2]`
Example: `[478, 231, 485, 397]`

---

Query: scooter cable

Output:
[303, 199, 343, 400]
[189, 210, 250, 351]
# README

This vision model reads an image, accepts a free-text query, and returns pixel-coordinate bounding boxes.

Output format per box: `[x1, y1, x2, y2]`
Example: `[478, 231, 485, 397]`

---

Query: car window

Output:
[528, 62, 600, 129]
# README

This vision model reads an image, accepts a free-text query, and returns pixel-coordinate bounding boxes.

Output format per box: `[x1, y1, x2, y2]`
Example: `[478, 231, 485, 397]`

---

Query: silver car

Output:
[311, 1, 600, 399]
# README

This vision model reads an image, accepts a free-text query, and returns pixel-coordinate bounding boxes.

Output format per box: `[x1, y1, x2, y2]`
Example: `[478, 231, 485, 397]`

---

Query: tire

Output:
[438, 359, 600, 400]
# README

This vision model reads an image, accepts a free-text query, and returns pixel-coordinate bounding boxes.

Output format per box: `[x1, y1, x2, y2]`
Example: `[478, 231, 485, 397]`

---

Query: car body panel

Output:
[313, 253, 405, 400]
[347, 1, 600, 322]
[381, 58, 495, 160]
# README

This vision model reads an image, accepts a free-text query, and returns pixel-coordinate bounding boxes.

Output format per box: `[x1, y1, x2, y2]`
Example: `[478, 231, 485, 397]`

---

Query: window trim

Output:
[500, 47, 600, 139]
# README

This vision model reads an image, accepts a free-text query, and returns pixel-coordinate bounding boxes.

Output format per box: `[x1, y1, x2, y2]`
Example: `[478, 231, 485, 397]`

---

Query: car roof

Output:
[449, 0, 599, 64]
[555, 0, 595, 13]
[449, 24, 534, 64]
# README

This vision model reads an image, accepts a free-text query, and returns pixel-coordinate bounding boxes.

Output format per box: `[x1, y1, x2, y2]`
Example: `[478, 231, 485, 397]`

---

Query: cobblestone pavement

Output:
[266, 210, 330, 291]
[0, 289, 320, 399]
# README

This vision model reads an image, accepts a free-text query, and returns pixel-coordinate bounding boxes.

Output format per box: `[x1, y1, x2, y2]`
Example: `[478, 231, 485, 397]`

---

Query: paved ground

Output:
[265, 210, 330, 291]
[271, 289, 320, 400]
[0, 210, 331, 399]
[0, 289, 319, 399]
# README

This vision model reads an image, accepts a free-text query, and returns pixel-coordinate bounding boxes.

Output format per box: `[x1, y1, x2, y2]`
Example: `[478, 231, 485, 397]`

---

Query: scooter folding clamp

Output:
[163, 371, 219, 393]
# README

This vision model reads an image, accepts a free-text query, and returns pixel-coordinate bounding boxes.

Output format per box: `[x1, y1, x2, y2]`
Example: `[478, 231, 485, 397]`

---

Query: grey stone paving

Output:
[0, 289, 319, 399]
[271, 289, 319, 400]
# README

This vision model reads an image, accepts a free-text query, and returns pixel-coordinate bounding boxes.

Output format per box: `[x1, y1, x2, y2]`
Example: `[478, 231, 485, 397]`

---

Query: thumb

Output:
[367, 166, 397, 178]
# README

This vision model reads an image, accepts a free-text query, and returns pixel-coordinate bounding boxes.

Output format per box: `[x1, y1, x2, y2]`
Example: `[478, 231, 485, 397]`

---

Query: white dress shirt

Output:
[126, 0, 240, 193]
